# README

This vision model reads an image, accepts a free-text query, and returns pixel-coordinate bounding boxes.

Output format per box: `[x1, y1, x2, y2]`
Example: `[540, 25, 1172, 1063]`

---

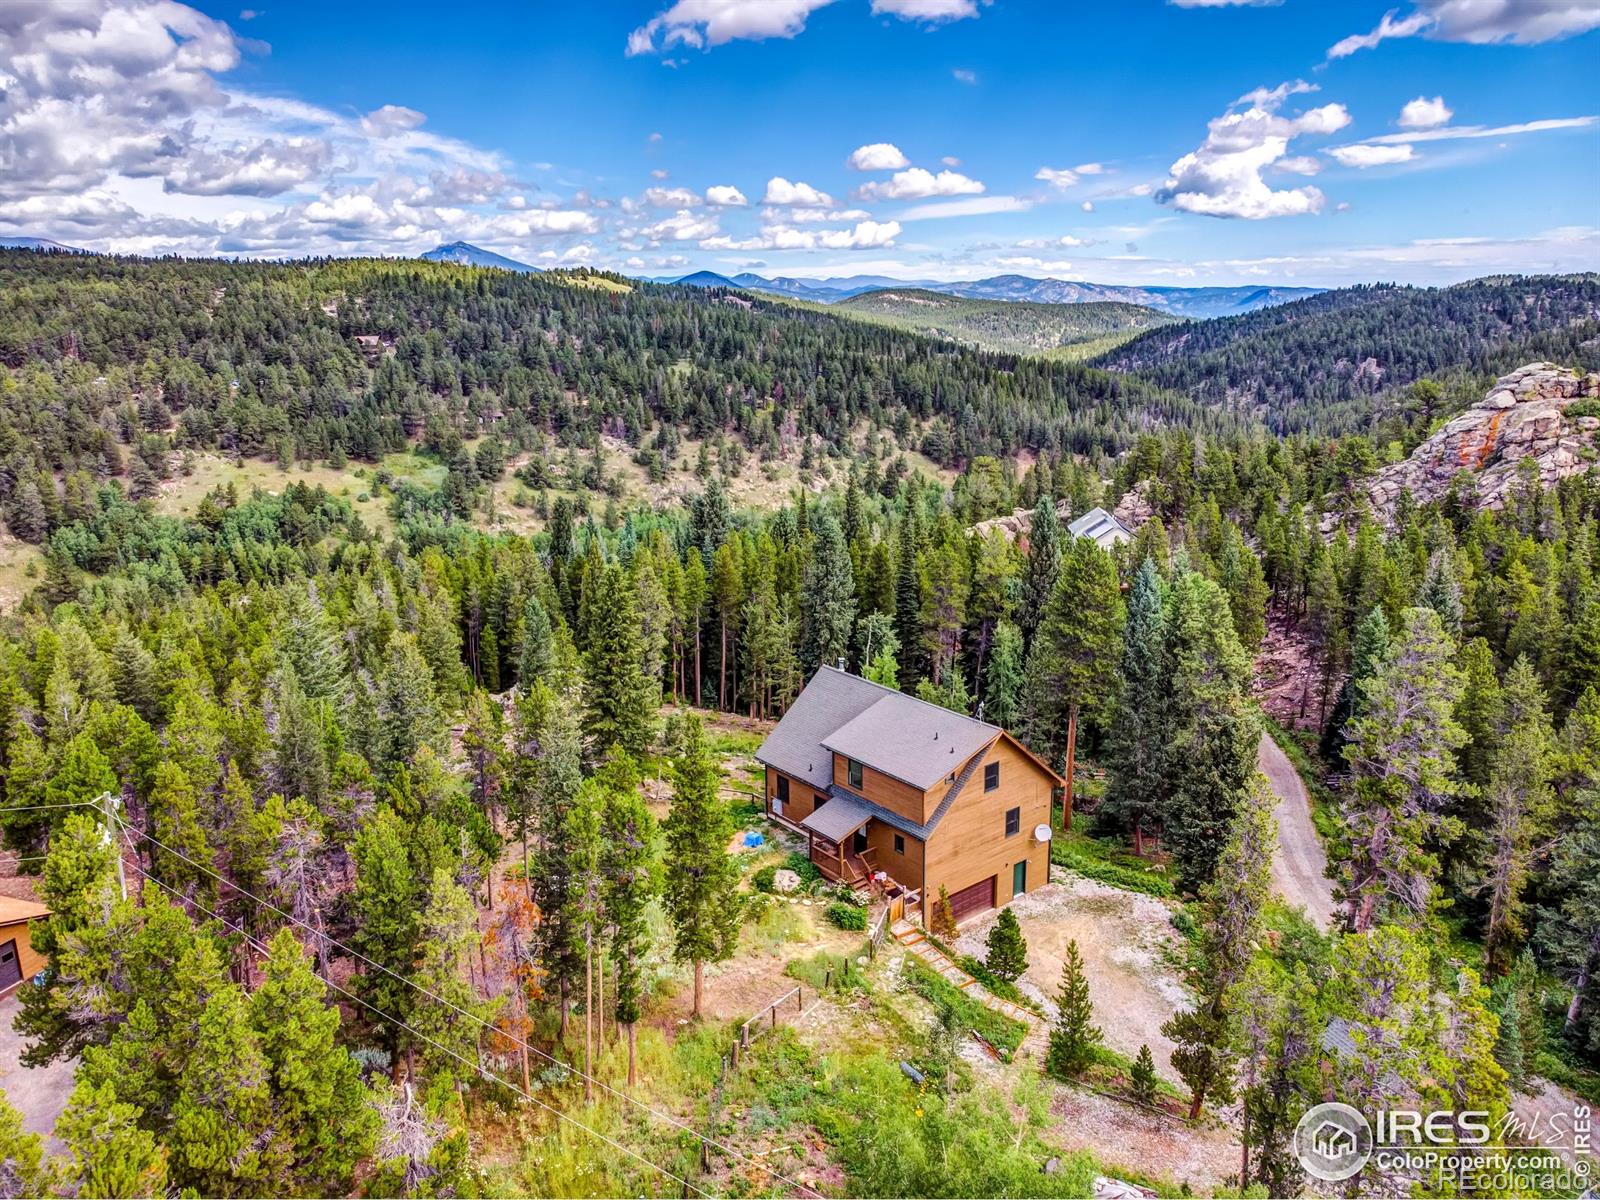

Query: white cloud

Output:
[1035, 167, 1081, 189]
[1356, 115, 1596, 144]
[641, 209, 721, 241]
[773, 206, 872, 222]
[872, 0, 980, 20]
[626, 0, 835, 54]
[701, 218, 901, 251]
[651, 168, 670, 179]
[856, 167, 985, 200]
[952, 68, 978, 84]
[1276, 155, 1323, 176]
[1327, 143, 1416, 168]
[994, 256, 1076, 272]
[1081, 200, 1095, 212]
[1075, 162, 1106, 175]
[1327, 0, 1600, 59]
[163, 136, 331, 196]
[643, 185, 704, 208]
[360, 105, 426, 138]
[941, 155, 962, 167]
[1399, 95, 1453, 129]
[848, 142, 911, 170]
[1018, 235, 1091, 248]
[897, 195, 1031, 220]
[762, 177, 835, 207]
[705, 184, 749, 206]
[1156, 81, 1349, 219]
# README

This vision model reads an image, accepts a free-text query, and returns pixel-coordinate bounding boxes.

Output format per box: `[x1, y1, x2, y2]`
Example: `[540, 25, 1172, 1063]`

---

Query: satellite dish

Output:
[1034, 824, 1053, 843]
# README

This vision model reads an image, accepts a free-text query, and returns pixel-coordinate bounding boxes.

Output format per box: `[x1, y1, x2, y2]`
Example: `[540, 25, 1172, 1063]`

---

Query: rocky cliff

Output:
[1325, 362, 1599, 531]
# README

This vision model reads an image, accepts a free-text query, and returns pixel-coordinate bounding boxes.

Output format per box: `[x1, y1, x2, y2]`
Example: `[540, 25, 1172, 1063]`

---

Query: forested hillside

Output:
[829, 290, 1175, 357]
[0, 250, 1597, 1197]
[1096, 275, 1600, 433]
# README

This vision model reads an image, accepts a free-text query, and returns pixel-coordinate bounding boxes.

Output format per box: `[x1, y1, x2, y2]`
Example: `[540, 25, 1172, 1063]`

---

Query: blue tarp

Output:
[742, 831, 764, 848]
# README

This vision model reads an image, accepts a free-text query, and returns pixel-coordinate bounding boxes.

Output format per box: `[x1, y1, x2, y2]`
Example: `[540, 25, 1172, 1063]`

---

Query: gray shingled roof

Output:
[800, 792, 873, 842]
[824, 739, 990, 840]
[754, 666, 888, 790]
[1067, 506, 1132, 546]
[820, 690, 999, 792]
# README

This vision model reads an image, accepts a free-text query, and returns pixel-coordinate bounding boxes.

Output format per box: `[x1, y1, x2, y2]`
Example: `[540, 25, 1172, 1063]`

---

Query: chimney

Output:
[835, 656, 847, 671]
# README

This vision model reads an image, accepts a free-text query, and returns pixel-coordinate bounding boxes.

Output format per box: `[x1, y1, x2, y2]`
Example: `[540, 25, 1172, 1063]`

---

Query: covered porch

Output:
[800, 793, 878, 888]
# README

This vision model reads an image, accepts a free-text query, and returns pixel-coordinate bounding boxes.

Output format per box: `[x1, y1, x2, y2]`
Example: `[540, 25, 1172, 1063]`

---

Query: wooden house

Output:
[0, 897, 49, 998]
[756, 666, 1061, 926]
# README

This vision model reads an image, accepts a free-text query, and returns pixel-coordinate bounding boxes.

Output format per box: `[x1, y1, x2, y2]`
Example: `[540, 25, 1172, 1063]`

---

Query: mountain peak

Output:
[420, 241, 538, 273]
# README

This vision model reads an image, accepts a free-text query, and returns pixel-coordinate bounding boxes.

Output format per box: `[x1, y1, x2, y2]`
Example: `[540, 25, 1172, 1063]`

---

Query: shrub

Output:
[752, 864, 778, 893]
[783, 850, 824, 886]
[903, 958, 1026, 1060]
[931, 885, 957, 938]
[826, 901, 867, 931]
[786, 950, 868, 992]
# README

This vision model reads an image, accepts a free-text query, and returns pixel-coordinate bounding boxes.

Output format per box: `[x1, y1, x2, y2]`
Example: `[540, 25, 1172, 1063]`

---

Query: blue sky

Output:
[3, 0, 1597, 286]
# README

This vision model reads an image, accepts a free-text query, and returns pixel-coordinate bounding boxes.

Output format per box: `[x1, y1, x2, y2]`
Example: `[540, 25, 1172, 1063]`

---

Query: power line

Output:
[113, 813, 816, 1198]
[0, 802, 100, 814]
[118, 850, 710, 1199]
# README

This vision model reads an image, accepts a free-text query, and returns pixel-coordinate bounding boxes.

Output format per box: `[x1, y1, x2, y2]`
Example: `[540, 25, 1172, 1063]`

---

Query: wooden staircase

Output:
[891, 919, 1034, 1026]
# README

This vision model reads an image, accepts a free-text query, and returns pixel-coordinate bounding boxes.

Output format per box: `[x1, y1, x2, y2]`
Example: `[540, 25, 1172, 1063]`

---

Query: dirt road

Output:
[1257, 733, 1338, 932]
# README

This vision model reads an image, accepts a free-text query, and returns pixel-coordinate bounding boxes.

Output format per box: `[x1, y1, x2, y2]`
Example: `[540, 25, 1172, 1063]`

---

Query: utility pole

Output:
[98, 791, 127, 901]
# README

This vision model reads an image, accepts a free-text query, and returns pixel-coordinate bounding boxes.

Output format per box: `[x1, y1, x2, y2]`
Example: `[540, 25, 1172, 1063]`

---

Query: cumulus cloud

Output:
[856, 167, 985, 200]
[762, 177, 835, 207]
[705, 184, 749, 206]
[641, 209, 722, 241]
[627, 0, 834, 54]
[1155, 80, 1349, 219]
[1327, 0, 1600, 59]
[1399, 95, 1453, 129]
[1276, 155, 1323, 176]
[897, 195, 1030, 220]
[643, 185, 704, 208]
[1327, 143, 1416, 168]
[162, 136, 331, 196]
[871, 0, 981, 19]
[952, 68, 978, 84]
[1035, 166, 1081, 189]
[848, 142, 911, 171]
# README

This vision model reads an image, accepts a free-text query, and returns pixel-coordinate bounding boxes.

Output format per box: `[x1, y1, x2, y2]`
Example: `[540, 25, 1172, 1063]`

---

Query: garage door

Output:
[948, 876, 995, 923]
[0, 940, 20, 992]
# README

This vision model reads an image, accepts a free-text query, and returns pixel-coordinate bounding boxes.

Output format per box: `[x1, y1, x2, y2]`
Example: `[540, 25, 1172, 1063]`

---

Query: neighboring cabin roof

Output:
[0, 896, 49, 925]
[1067, 506, 1132, 545]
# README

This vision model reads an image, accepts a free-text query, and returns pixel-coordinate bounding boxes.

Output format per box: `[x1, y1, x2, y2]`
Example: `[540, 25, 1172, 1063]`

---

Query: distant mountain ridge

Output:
[662, 268, 1322, 318]
[0, 237, 84, 253]
[420, 241, 539, 273]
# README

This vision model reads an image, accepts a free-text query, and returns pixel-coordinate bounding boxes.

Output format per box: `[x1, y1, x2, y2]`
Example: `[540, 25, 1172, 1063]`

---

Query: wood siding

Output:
[830, 754, 937, 825]
[860, 816, 925, 894]
[921, 736, 1052, 926]
[0, 919, 45, 994]
[765, 766, 824, 826]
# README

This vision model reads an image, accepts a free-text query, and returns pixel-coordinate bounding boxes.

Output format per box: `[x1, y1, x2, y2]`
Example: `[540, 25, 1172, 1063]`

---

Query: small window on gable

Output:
[984, 762, 1000, 792]
[847, 758, 864, 790]
[894, 834, 905, 855]
[1005, 806, 1021, 837]
[776, 775, 790, 803]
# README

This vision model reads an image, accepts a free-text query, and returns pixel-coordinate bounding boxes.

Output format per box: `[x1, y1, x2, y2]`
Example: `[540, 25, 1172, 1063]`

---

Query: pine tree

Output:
[1474, 656, 1553, 975]
[1045, 939, 1100, 1079]
[582, 558, 657, 757]
[982, 619, 1023, 728]
[374, 634, 443, 779]
[249, 928, 376, 1192]
[894, 511, 924, 684]
[55, 1078, 168, 1199]
[662, 715, 740, 1018]
[350, 806, 422, 1068]
[931, 885, 957, 939]
[1129, 1044, 1158, 1106]
[984, 907, 1028, 983]
[800, 513, 857, 674]
[603, 769, 657, 1086]
[519, 594, 554, 687]
[0, 1086, 49, 1199]
[149, 761, 216, 910]
[1021, 538, 1123, 823]
[1343, 607, 1467, 931]
[412, 868, 489, 1094]
[1322, 605, 1391, 760]
[1158, 570, 1259, 891]
[1019, 496, 1061, 650]
[1103, 557, 1165, 855]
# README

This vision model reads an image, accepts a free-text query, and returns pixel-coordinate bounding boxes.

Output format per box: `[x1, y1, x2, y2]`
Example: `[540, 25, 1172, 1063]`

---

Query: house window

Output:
[847, 758, 864, 790]
[1005, 806, 1021, 837]
[984, 762, 1000, 792]
[894, 834, 905, 855]
[774, 774, 788, 815]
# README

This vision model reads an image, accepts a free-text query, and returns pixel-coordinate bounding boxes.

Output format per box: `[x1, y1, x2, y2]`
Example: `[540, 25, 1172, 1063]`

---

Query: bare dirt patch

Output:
[1254, 612, 1321, 733]
[1045, 1083, 1239, 1194]
[952, 879, 1192, 1076]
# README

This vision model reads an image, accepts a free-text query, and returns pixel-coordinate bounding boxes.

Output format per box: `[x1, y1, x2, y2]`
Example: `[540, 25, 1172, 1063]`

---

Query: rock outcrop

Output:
[1324, 362, 1599, 532]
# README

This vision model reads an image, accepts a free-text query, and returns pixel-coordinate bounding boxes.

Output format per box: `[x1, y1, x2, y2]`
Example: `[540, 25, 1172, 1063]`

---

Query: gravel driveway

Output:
[1257, 733, 1338, 932]
[0, 992, 74, 1151]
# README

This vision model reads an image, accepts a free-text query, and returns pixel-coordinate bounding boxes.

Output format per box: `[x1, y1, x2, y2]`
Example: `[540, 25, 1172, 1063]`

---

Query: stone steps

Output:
[891, 919, 1033, 1028]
